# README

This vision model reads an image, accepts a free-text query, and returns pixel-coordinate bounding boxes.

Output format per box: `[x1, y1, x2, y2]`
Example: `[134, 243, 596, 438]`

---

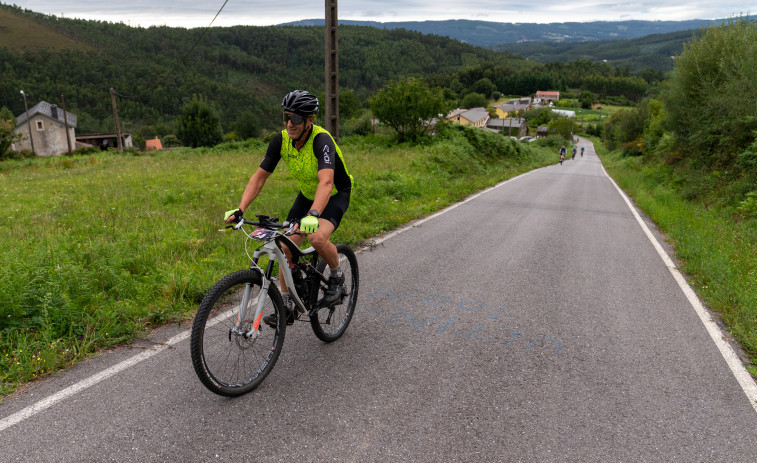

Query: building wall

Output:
[14, 115, 75, 157]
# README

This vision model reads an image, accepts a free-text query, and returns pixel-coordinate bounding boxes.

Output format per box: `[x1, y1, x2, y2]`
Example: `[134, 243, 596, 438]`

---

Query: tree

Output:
[579, 90, 596, 109]
[523, 107, 554, 128]
[370, 77, 450, 142]
[473, 78, 497, 98]
[664, 17, 757, 166]
[176, 95, 223, 148]
[461, 92, 488, 109]
[338, 89, 362, 121]
[0, 107, 22, 160]
[548, 117, 577, 141]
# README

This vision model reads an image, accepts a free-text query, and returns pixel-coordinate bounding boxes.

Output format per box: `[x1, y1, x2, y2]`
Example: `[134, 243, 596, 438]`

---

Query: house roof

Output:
[486, 117, 525, 128]
[495, 102, 529, 112]
[145, 138, 163, 150]
[16, 101, 77, 128]
[535, 91, 560, 98]
[460, 107, 489, 123]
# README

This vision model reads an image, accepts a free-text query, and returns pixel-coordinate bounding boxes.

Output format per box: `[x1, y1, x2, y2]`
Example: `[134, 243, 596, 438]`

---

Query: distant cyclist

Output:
[559, 145, 566, 165]
[572, 146, 577, 159]
[581, 146, 585, 157]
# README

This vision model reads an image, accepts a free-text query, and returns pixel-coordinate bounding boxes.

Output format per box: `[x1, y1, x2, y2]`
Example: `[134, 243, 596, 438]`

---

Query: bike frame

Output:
[231, 219, 320, 338]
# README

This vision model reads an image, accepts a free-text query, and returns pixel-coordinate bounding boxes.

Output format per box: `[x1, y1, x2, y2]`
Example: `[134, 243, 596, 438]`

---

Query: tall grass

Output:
[598, 145, 757, 375]
[0, 127, 554, 395]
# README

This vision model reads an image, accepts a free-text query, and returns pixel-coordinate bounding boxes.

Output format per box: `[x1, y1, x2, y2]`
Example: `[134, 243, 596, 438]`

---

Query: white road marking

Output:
[365, 170, 537, 248]
[600, 163, 757, 413]
[1, 170, 537, 431]
[4, 154, 755, 431]
[0, 329, 190, 432]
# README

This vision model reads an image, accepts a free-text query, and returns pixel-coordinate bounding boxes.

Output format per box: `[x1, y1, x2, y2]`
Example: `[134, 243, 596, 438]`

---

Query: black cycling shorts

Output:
[287, 190, 350, 230]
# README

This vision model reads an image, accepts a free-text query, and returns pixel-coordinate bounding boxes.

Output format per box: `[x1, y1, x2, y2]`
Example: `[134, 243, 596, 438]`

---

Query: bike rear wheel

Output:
[309, 244, 359, 342]
[190, 270, 285, 396]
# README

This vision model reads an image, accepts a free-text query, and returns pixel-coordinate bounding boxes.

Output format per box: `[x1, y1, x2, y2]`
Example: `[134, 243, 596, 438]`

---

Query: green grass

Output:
[596, 143, 757, 376]
[0, 127, 555, 396]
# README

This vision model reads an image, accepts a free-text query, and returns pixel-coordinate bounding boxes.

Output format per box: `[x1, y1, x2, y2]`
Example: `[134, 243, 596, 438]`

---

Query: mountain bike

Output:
[190, 214, 359, 397]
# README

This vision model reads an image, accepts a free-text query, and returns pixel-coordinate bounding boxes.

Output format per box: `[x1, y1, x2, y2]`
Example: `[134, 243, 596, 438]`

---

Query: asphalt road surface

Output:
[2, 140, 756, 462]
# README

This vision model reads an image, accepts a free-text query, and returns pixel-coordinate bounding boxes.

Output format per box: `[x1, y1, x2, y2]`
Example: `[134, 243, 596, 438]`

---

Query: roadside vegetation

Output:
[594, 17, 757, 374]
[0, 125, 554, 397]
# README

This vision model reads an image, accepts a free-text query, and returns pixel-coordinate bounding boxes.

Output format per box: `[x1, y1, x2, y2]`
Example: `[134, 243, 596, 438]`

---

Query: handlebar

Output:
[231, 214, 288, 230]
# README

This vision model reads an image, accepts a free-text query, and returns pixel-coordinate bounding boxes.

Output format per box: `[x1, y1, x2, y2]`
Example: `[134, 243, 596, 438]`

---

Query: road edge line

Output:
[1, 169, 538, 431]
[0, 330, 191, 432]
[600, 163, 757, 413]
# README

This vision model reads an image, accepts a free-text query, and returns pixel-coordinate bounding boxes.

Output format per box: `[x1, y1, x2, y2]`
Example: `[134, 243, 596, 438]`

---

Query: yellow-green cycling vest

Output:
[280, 125, 353, 200]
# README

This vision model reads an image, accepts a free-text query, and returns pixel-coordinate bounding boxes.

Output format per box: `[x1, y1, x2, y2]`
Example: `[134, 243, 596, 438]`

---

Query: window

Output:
[36, 121, 44, 131]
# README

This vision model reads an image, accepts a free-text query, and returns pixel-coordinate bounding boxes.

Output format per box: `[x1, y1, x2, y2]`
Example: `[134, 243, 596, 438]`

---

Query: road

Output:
[1, 140, 756, 462]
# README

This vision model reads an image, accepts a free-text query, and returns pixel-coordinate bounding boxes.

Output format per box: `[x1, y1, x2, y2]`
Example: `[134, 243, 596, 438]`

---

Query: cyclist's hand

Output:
[224, 209, 243, 223]
[300, 215, 319, 234]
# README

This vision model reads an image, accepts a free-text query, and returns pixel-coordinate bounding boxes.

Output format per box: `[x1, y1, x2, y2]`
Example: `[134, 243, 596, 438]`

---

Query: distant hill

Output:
[497, 29, 702, 73]
[283, 18, 723, 47]
[0, 4, 523, 136]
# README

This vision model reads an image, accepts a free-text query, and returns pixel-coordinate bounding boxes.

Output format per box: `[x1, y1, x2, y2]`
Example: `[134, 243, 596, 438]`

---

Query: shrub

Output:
[176, 95, 223, 148]
[664, 17, 757, 166]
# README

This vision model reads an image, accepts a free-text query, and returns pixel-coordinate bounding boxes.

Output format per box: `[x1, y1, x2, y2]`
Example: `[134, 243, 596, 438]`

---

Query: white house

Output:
[14, 101, 77, 157]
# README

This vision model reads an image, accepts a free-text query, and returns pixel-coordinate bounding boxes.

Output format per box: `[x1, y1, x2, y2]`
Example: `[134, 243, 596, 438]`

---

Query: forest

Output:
[1, 4, 655, 141]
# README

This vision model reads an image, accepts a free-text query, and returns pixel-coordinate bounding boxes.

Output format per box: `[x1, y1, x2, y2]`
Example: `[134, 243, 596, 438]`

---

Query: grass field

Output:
[0, 127, 555, 396]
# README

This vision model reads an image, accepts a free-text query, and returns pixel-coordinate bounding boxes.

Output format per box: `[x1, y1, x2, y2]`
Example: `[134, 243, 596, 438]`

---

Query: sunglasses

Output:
[283, 113, 307, 125]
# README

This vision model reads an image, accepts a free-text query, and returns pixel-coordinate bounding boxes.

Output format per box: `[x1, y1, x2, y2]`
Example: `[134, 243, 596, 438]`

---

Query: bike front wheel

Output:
[309, 244, 359, 342]
[190, 270, 286, 396]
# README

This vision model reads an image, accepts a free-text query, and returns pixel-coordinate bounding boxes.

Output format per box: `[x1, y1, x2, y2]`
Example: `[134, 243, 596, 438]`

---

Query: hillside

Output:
[497, 29, 702, 73]
[0, 3, 672, 142]
[0, 4, 525, 136]
[0, 7, 91, 52]
[285, 18, 722, 47]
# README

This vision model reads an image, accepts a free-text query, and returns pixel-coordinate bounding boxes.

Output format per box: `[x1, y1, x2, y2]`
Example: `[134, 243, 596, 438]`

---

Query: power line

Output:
[182, 0, 230, 63]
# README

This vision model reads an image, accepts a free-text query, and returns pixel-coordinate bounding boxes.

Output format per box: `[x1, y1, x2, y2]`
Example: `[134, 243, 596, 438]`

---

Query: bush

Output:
[548, 118, 577, 141]
[534, 134, 567, 150]
[341, 110, 374, 136]
[664, 17, 757, 166]
[176, 95, 224, 148]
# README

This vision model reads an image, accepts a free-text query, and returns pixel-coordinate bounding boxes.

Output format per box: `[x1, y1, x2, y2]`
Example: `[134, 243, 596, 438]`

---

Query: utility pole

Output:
[20, 90, 35, 154]
[110, 88, 123, 152]
[325, 0, 339, 142]
[61, 94, 73, 156]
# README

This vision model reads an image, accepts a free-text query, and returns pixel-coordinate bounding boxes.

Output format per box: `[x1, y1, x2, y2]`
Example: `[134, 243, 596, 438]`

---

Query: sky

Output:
[10, 0, 754, 28]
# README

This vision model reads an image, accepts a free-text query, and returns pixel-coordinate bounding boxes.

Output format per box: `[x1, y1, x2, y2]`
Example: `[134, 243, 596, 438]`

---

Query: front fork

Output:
[231, 254, 274, 340]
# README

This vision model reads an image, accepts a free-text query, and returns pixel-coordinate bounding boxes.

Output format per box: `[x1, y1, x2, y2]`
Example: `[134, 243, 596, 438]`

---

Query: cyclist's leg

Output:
[311, 191, 350, 306]
[281, 192, 311, 293]
[309, 190, 349, 268]
[307, 220, 338, 267]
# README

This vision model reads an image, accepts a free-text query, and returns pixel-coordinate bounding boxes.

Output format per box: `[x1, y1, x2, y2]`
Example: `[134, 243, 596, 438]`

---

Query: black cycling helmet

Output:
[281, 90, 319, 116]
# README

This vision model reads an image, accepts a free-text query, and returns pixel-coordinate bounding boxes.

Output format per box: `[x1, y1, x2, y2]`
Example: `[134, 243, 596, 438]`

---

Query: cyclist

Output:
[224, 90, 354, 325]
[572, 146, 577, 159]
[581, 146, 585, 157]
[559, 145, 566, 164]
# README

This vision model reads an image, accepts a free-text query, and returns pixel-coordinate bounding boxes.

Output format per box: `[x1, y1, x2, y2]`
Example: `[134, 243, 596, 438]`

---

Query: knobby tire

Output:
[190, 270, 285, 396]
